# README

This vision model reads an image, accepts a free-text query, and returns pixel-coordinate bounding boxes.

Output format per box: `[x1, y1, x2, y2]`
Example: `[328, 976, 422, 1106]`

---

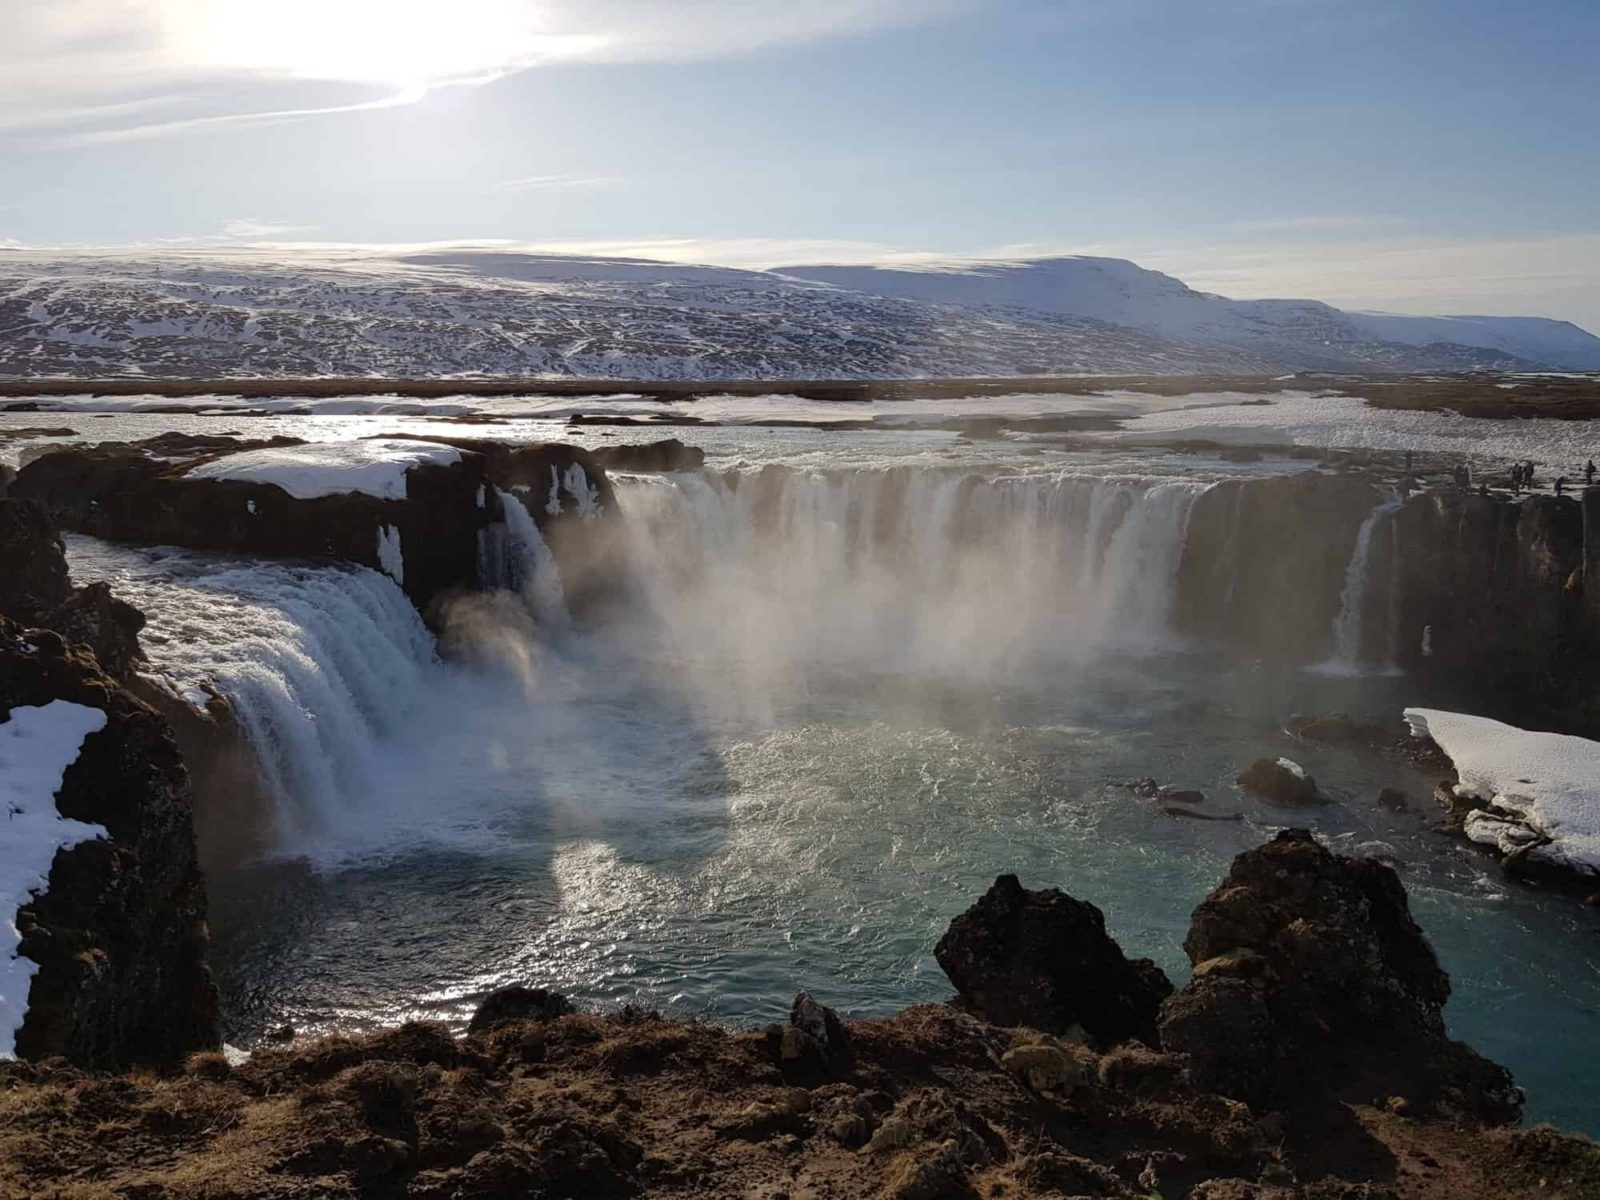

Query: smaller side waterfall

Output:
[498, 489, 572, 632]
[1323, 498, 1403, 674]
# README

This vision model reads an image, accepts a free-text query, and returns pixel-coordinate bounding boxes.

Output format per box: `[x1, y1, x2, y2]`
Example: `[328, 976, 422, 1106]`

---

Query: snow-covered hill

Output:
[0, 246, 1588, 379]
[778, 256, 1600, 372]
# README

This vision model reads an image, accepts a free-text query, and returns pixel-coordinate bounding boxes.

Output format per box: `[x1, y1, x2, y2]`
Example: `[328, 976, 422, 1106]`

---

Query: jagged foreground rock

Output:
[1159, 830, 1522, 1125]
[934, 872, 1173, 1047]
[4, 832, 1594, 1198]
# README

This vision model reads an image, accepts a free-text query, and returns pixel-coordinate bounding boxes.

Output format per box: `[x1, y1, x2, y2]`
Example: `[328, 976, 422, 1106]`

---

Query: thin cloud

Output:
[5, 1, 974, 140]
[221, 218, 319, 239]
[56, 85, 431, 147]
[487, 175, 622, 194]
[1226, 214, 1409, 235]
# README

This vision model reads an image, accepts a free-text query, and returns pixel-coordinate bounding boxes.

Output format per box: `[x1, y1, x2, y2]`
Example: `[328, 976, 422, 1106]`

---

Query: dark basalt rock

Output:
[46, 582, 146, 682]
[780, 990, 854, 1082]
[1236, 758, 1322, 806]
[934, 873, 1172, 1047]
[2, 617, 218, 1068]
[1157, 829, 1521, 1123]
[1395, 487, 1600, 734]
[0, 498, 147, 683]
[0, 497, 72, 623]
[1175, 473, 1381, 662]
[589, 438, 705, 473]
[467, 986, 574, 1034]
[11, 440, 496, 625]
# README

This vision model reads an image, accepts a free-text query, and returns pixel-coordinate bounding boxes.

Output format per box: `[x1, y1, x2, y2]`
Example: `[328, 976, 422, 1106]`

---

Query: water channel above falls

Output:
[44, 413, 1600, 1138]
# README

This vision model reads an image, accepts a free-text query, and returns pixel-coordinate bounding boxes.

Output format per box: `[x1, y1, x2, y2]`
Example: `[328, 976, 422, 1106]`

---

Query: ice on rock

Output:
[1405, 708, 1600, 875]
[1, 701, 109, 1058]
[376, 525, 404, 585]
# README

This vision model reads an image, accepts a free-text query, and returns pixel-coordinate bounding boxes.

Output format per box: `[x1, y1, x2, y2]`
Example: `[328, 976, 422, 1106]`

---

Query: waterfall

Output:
[498, 489, 572, 632]
[1324, 499, 1403, 674]
[63, 537, 439, 848]
[612, 467, 1209, 686]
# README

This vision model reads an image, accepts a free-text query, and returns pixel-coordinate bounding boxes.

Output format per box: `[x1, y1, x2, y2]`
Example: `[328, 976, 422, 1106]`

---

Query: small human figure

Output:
[1587, 459, 1596, 486]
[1479, 482, 1489, 498]
[1525, 462, 1536, 489]
[1557, 476, 1568, 497]
[1405, 450, 1415, 472]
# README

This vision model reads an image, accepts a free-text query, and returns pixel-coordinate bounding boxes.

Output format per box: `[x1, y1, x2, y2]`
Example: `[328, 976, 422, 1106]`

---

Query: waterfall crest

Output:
[613, 467, 1210, 688]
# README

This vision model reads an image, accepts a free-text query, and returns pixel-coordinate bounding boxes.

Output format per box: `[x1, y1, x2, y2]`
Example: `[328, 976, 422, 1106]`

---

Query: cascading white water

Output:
[613, 467, 1209, 699]
[64, 536, 438, 848]
[498, 488, 572, 632]
[1322, 499, 1403, 674]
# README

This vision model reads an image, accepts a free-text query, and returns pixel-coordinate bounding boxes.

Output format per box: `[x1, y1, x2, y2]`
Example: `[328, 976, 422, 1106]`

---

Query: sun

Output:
[165, 0, 584, 89]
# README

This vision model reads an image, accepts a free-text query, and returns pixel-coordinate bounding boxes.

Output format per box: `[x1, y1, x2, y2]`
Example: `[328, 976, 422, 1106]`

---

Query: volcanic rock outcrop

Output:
[1, 617, 218, 1067]
[10, 434, 626, 626]
[934, 873, 1173, 1047]
[0, 498, 146, 682]
[588, 437, 706, 473]
[1157, 829, 1522, 1124]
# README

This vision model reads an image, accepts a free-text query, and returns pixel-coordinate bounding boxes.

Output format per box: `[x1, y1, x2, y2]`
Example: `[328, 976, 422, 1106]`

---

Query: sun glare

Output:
[165, 0, 598, 89]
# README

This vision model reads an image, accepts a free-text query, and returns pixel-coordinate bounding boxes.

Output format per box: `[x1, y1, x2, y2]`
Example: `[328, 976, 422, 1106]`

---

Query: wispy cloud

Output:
[1225, 214, 1409, 235]
[220, 218, 319, 239]
[487, 175, 622, 195]
[4, 1, 973, 142]
[57, 86, 431, 147]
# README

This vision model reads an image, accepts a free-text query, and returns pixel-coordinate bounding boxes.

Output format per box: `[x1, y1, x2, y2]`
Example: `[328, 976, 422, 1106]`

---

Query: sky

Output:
[3, 0, 1598, 331]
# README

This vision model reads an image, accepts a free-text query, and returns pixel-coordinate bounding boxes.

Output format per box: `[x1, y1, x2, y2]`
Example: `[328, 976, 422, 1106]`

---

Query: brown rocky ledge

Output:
[5, 833, 1597, 1200]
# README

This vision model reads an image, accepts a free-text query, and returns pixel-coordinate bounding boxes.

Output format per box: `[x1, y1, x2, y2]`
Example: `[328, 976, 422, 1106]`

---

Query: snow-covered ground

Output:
[1087, 390, 1600, 475]
[1405, 708, 1600, 876]
[1, 698, 109, 1057]
[184, 438, 462, 500]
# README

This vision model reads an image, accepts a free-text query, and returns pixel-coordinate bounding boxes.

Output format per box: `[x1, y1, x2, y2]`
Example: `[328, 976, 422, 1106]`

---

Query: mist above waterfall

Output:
[608, 467, 1209, 726]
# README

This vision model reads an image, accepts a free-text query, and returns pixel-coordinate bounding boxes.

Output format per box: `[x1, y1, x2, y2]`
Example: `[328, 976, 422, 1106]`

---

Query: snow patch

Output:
[1404, 707, 1600, 874]
[185, 439, 461, 501]
[376, 525, 404, 585]
[1, 701, 109, 1058]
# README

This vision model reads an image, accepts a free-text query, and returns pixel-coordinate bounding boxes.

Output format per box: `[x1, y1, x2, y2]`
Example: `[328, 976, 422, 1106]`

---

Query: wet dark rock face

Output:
[1, 617, 218, 1068]
[1393, 487, 1599, 733]
[1176, 473, 1380, 662]
[934, 873, 1173, 1047]
[1157, 830, 1521, 1124]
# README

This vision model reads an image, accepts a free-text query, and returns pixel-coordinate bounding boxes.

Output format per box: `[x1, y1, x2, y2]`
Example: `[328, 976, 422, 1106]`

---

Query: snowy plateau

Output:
[2, 247, 1598, 379]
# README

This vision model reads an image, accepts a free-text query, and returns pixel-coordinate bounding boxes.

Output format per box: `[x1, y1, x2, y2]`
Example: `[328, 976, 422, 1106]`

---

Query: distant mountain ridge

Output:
[775, 256, 1600, 372]
[0, 246, 1594, 379]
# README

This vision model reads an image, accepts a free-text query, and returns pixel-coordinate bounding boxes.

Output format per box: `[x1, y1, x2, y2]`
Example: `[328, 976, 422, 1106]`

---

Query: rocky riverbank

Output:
[4, 832, 1597, 1199]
